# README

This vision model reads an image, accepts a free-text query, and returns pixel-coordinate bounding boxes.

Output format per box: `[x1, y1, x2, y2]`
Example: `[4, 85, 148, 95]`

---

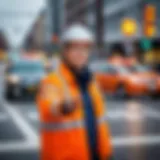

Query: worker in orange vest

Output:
[36, 24, 112, 160]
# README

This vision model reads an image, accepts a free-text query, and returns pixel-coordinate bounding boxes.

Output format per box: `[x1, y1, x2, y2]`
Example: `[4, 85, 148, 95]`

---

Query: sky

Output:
[0, 0, 46, 48]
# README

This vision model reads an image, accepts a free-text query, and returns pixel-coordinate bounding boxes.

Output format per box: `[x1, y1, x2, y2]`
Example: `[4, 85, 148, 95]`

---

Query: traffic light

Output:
[143, 4, 156, 37]
[121, 18, 137, 37]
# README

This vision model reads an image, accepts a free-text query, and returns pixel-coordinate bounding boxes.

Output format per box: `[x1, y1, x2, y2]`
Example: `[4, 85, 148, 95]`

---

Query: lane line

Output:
[2, 100, 38, 142]
[113, 135, 160, 147]
[0, 141, 39, 153]
[0, 98, 159, 152]
[28, 111, 39, 121]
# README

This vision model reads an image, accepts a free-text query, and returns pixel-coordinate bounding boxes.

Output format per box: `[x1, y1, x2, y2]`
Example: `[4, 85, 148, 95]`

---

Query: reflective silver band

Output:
[41, 120, 84, 131]
[41, 115, 106, 131]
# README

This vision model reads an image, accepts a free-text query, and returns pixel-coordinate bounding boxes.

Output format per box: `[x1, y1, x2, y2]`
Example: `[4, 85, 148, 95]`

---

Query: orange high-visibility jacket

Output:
[36, 63, 112, 160]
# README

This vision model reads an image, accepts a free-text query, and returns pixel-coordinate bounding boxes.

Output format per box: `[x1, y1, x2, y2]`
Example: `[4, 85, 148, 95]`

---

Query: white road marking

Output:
[28, 111, 39, 121]
[2, 100, 38, 142]
[0, 99, 160, 152]
[113, 135, 160, 147]
[0, 141, 39, 153]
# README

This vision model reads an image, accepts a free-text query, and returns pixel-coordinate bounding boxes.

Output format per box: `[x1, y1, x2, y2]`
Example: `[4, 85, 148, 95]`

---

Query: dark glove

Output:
[60, 100, 77, 115]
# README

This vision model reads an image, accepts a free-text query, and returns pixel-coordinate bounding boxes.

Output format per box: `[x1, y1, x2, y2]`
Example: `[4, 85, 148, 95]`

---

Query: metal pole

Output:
[45, 0, 53, 52]
[95, 0, 104, 56]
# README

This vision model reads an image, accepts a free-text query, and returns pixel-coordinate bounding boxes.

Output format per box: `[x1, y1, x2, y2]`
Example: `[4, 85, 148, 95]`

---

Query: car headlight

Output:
[7, 75, 20, 84]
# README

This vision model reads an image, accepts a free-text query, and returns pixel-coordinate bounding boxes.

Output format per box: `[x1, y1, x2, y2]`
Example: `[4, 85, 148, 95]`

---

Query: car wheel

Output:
[5, 89, 14, 101]
[5, 84, 17, 101]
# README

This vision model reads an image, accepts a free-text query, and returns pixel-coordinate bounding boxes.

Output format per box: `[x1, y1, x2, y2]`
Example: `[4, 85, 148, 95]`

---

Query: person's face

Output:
[63, 42, 92, 69]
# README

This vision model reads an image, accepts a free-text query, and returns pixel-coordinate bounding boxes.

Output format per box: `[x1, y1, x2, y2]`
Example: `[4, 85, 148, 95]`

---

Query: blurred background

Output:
[0, 0, 160, 160]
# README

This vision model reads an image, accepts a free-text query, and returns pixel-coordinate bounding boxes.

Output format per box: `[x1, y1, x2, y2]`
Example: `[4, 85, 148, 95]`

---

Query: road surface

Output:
[0, 63, 160, 160]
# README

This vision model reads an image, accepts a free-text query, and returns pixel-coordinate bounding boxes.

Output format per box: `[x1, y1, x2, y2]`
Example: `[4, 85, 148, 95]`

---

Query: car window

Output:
[11, 63, 44, 73]
[110, 65, 129, 74]
[107, 66, 117, 74]
[90, 63, 108, 73]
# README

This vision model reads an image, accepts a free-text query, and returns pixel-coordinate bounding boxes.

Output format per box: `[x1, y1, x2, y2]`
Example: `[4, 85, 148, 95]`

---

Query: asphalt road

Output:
[0, 63, 160, 160]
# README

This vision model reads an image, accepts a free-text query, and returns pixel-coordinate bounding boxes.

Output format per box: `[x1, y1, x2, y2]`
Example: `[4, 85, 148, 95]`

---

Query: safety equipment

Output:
[36, 63, 112, 160]
[61, 24, 94, 43]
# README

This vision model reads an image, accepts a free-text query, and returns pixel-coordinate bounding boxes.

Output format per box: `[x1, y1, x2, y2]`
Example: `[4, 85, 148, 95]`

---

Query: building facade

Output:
[64, 0, 92, 27]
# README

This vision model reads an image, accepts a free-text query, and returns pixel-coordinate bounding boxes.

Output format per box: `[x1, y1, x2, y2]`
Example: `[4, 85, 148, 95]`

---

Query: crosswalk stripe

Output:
[2, 100, 38, 142]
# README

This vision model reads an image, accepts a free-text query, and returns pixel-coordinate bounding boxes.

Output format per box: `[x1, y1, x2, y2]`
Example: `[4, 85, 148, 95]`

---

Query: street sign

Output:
[0, 0, 46, 49]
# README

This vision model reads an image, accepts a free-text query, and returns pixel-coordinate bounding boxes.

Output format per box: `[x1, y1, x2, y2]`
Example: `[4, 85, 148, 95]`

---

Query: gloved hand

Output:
[60, 100, 77, 115]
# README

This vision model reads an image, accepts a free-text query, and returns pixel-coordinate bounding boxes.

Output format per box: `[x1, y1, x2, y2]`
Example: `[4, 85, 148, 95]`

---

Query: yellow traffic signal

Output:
[121, 18, 137, 37]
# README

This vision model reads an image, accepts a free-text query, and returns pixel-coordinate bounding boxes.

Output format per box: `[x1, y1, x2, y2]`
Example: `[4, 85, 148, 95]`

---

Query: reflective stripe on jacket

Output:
[36, 63, 112, 160]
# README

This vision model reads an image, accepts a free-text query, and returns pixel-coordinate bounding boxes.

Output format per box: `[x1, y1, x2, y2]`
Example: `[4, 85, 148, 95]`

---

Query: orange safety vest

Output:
[36, 63, 112, 160]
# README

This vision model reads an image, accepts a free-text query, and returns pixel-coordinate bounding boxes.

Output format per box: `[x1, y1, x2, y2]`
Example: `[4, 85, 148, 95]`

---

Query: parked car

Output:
[90, 62, 158, 97]
[5, 60, 46, 100]
[128, 64, 159, 97]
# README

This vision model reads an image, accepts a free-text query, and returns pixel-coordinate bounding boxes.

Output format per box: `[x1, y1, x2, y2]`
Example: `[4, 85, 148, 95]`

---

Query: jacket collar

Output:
[59, 62, 92, 87]
[59, 62, 77, 85]
[58, 62, 97, 97]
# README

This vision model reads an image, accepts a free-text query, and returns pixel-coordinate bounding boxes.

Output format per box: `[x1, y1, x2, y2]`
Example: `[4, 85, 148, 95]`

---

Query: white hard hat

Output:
[61, 24, 94, 44]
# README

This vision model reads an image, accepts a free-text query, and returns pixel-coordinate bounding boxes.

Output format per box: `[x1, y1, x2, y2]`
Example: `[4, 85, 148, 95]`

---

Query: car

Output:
[90, 62, 158, 97]
[108, 56, 138, 66]
[5, 60, 46, 100]
[128, 64, 160, 97]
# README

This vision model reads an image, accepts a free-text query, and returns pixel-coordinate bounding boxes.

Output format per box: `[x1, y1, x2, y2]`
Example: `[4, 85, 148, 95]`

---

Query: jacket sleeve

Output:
[36, 75, 63, 117]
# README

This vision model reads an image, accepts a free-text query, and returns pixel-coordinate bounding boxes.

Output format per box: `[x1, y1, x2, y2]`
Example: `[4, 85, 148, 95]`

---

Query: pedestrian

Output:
[36, 24, 112, 160]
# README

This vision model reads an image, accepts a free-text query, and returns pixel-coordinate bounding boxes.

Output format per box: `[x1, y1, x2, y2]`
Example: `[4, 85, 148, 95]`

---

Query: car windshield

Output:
[90, 63, 108, 72]
[114, 66, 130, 74]
[11, 62, 44, 74]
